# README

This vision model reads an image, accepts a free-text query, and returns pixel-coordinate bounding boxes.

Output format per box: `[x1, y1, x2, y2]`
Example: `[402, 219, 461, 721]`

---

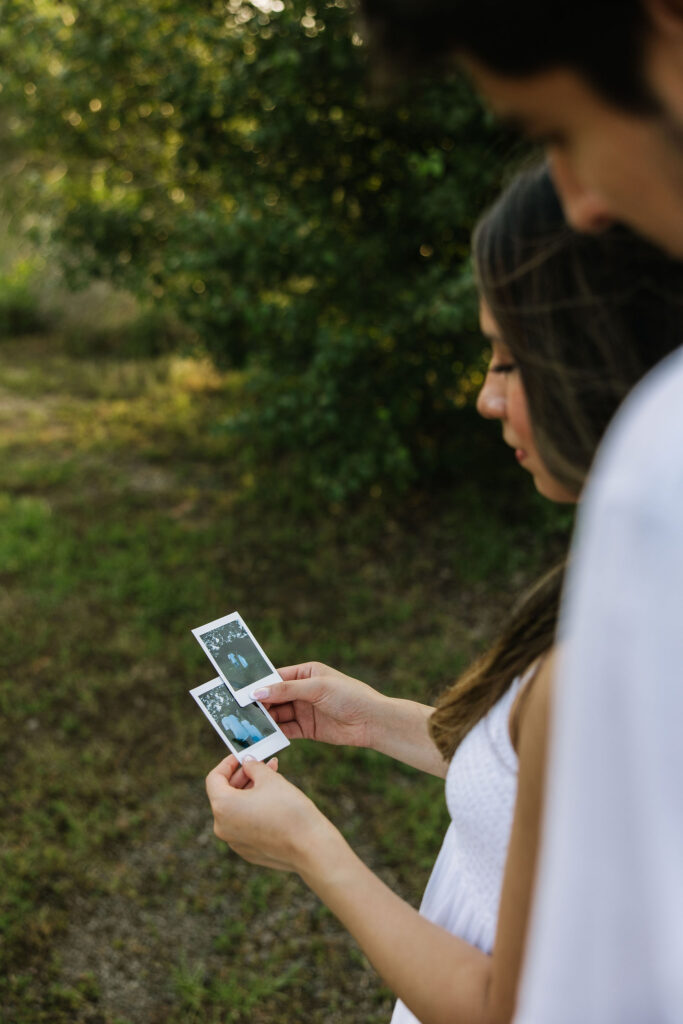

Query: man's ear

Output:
[647, 0, 683, 37]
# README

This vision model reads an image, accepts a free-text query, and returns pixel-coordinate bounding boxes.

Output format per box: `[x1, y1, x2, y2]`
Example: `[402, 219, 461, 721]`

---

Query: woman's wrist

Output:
[296, 815, 349, 887]
[363, 690, 403, 753]
[365, 694, 445, 775]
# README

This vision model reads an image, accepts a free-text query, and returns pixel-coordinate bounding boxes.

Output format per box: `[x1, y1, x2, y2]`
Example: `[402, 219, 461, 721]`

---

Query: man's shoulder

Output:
[585, 345, 683, 518]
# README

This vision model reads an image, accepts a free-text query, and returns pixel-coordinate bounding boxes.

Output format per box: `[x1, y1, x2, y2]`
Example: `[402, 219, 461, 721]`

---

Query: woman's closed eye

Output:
[490, 362, 518, 375]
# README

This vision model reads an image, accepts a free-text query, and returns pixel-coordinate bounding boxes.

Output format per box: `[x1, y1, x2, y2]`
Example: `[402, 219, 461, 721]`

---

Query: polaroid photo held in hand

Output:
[189, 678, 289, 762]
[191, 611, 282, 707]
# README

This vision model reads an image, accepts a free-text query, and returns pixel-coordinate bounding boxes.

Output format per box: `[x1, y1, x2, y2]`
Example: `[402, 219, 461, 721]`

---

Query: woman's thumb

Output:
[241, 756, 270, 782]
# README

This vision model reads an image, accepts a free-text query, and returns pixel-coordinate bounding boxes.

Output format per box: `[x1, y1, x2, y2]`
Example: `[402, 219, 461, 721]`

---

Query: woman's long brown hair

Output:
[430, 165, 683, 761]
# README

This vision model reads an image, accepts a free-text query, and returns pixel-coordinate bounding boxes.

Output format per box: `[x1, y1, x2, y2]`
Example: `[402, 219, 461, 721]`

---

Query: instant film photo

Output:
[191, 611, 282, 706]
[189, 678, 289, 762]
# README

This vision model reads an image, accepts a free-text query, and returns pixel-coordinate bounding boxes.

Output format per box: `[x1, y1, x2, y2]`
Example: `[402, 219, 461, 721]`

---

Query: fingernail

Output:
[243, 754, 256, 763]
[253, 688, 269, 699]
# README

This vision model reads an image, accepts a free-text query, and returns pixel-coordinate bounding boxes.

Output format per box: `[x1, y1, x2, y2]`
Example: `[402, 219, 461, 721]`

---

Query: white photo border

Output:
[189, 677, 289, 763]
[191, 610, 282, 707]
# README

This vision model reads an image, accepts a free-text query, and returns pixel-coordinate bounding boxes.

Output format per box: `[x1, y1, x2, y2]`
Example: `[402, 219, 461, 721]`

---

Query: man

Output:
[359, 1, 683, 1021]
[361, 0, 683, 254]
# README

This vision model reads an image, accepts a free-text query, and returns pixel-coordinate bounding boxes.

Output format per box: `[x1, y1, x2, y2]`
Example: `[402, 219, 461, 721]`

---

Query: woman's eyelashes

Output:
[490, 361, 518, 375]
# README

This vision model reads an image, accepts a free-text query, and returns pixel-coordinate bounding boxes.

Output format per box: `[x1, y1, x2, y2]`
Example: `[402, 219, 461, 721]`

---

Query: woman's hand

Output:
[227, 754, 279, 790]
[255, 661, 446, 776]
[205, 754, 339, 874]
[206, 759, 493, 1024]
[253, 661, 384, 749]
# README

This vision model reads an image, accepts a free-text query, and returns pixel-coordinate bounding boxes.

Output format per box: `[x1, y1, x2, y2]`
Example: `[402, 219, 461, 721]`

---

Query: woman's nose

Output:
[476, 375, 507, 419]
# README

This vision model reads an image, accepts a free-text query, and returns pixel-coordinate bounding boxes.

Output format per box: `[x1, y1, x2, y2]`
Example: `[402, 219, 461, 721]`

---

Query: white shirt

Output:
[392, 676, 524, 1024]
[515, 346, 683, 1024]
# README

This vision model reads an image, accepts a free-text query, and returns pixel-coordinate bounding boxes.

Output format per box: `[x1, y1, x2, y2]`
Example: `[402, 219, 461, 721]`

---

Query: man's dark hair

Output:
[359, 0, 659, 113]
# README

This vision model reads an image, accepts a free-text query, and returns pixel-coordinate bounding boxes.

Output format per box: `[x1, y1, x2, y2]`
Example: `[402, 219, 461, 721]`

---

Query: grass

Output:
[0, 332, 570, 1023]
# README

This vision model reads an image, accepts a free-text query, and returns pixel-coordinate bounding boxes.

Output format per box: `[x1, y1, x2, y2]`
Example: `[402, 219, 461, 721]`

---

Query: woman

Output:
[204, 166, 683, 1024]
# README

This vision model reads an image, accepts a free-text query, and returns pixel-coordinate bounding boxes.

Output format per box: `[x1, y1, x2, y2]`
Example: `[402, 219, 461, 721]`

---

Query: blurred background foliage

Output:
[0, 4, 571, 1020]
[0, 0, 521, 500]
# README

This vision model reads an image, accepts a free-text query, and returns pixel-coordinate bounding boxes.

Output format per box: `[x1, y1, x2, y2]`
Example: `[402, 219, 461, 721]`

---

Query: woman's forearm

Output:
[368, 695, 448, 777]
[299, 825, 494, 1024]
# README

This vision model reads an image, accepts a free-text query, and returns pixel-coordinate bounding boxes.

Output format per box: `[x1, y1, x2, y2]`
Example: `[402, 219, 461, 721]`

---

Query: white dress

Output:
[391, 674, 524, 1024]
[516, 347, 683, 1024]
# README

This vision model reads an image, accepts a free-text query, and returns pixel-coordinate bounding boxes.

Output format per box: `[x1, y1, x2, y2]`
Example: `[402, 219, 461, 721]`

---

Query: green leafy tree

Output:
[0, 0, 517, 499]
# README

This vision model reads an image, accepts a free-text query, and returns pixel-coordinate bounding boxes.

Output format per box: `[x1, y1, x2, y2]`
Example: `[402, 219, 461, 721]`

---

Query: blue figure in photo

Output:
[222, 713, 264, 745]
[227, 651, 249, 670]
[222, 714, 250, 743]
[242, 717, 264, 742]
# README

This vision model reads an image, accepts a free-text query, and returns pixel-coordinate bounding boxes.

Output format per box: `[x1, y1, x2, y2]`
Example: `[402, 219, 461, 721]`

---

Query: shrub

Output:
[0, 0, 518, 497]
[0, 259, 49, 338]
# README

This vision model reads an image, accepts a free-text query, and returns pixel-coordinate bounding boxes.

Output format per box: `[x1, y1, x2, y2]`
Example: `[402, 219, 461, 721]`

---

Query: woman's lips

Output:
[515, 448, 527, 462]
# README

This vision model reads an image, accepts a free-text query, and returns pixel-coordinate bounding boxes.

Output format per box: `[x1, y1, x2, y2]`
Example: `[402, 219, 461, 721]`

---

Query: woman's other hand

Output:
[206, 754, 338, 874]
[252, 661, 384, 749]
[227, 754, 279, 790]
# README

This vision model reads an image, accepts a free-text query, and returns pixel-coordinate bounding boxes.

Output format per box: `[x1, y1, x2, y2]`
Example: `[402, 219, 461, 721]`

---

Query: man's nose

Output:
[476, 377, 506, 419]
[549, 152, 614, 234]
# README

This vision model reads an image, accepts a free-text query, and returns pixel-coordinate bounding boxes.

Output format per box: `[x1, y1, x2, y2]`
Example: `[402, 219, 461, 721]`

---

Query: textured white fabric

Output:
[516, 347, 683, 1024]
[391, 674, 524, 1024]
